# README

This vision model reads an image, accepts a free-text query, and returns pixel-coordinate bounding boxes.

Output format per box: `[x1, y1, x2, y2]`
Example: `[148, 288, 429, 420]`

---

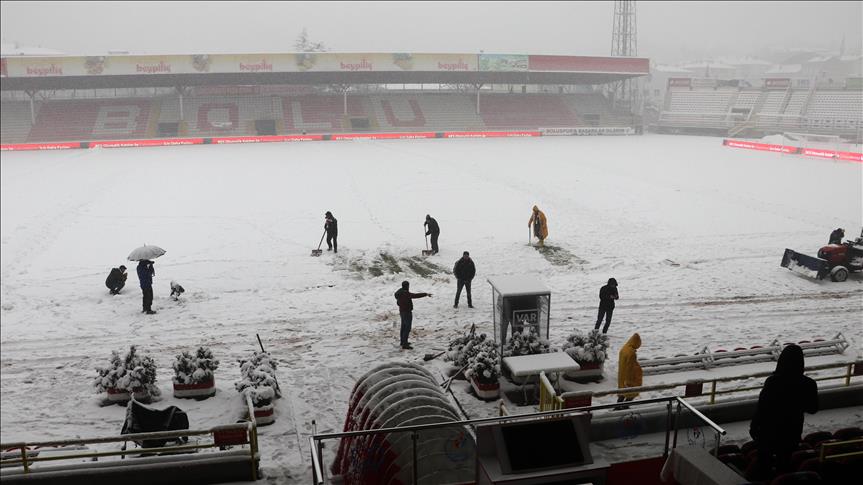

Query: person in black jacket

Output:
[137, 260, 156, 314]
[105, 265, 127, 295]
[453, 251, 476, 308]
[325, 211, 338, 253]
[394, 281, 431, 349]
[424, 215, 440, 255]
[594, 278, 619, 334]
[748, 344, 818, 480]
[828, 227, 844, 245]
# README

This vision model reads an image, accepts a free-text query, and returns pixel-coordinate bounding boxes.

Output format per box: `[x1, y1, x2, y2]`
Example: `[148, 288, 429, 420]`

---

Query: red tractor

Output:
[782, 232, 863, 282]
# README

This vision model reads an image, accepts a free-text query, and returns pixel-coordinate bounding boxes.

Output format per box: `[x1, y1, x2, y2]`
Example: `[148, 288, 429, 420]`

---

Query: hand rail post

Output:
[846, 363, 852, 386]
[710, 381, 717, 404]
[663, 401, 672, 457]
[672, 400, 681, 449]
[411, 431, 419, 485]
[714, 430, 721, 457]
[21, 446, 29, 474]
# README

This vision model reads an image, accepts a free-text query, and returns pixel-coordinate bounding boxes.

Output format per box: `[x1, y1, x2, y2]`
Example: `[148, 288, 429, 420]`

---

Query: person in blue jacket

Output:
[137, 260, 156, 314]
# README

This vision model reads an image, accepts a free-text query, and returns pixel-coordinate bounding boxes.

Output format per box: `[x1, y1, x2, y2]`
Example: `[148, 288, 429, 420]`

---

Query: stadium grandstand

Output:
[654, 76, 863, 141]
[0, 52, 648, 145]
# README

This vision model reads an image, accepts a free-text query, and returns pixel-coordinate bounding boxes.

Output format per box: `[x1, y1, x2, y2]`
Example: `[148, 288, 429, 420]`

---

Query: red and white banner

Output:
[0, 141, 81, 151]
[209, 135, 324, 144]
[442, 131, 541, 138]
[722, 139, 800, 154]
[723, 139, 862, 163]
[330, 132, 436, 141]
[88, 138, 204, 148]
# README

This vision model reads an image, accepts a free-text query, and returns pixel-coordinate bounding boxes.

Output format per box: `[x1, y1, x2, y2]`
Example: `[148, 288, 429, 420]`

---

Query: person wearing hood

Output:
[105, 265, 128, 295]
[617, 333, 642, 406]
[748, 344, 818, 479]
[394, 281, 432, 350]
[424, 215, 440, 255]
[595, 278, 620, 334]
[829, 227, 844, 245]
[325, 211, 338, 253]
[528, 205, 548, 246]
[136, 259, 156, 314]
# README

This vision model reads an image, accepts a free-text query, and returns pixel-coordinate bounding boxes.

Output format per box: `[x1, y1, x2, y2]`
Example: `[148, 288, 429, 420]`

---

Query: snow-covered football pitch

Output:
[1, 134, 861, 482]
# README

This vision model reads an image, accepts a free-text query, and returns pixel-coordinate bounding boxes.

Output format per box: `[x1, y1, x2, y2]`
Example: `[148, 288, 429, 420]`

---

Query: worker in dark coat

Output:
[453, 251, 475, 308]
[829, 228, 844, 245]
[325, 211, 338, 253]
[137, 260, 156, 314]
[105, 265, 128, 295]
[594, 278, 619, 334]
[748, 344, 818, 480]
[424, 215, 440, 255]
[394, 281, 431, 350]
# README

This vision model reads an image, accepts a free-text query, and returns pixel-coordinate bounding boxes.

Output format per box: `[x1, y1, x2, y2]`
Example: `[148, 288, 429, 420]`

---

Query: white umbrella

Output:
[128, 244, 166, 261]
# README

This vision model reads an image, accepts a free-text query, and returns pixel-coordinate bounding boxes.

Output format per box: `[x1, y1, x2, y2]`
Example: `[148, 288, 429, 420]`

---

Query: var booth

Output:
[487, 275, 551, 362]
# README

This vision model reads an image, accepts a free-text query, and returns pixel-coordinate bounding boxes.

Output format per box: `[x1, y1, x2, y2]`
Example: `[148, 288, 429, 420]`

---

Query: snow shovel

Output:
[311, 230, 326, 257]
[423, 350, 446, 361]
[422, 233, 434, 257]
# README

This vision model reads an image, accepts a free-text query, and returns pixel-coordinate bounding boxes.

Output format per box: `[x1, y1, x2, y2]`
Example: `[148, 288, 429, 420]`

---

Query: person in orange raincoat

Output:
[528, 205, 548, 246]
[617, 333, 643, 405]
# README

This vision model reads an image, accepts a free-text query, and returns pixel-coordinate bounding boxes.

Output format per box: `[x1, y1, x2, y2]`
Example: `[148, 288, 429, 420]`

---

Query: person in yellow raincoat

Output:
[617, 333, 643, 405]
[528, 205, 548, 246]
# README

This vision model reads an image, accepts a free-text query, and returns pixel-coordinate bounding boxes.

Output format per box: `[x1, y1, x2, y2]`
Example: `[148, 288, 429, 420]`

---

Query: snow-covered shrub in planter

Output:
[464, 339, 501, 400]
[502, 327, 551, 358]
[93, 345, 160, 404]
[445, 324, 484, 367]
[502, 327, 551, 384]
[172, 346, 219, 399]
[235, 351, 281, 425]
[562, 329, 609, 382]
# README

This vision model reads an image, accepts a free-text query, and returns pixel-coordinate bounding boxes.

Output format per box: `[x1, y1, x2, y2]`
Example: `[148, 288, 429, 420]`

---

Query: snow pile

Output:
[172, 346, 219, 385]
[93, 345, 160, 399]
[464, 339, 500, 383]
[234, 351, 281, 406]
[502, 327, 551, 357]
[562, 329, 610, 364]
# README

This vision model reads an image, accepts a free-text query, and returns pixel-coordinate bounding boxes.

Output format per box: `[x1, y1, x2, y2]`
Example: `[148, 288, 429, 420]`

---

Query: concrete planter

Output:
[173, 377, 216, 399]
[470, 377, 500, 400]
[106, 387, 148, 403]
[564, 361, 605, 382]
[254, 404, 275, 426]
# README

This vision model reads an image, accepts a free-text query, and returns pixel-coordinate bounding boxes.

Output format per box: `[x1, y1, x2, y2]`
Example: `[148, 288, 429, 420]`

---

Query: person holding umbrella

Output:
[128, 244, 166, 315]
[137, 260, 156, 314]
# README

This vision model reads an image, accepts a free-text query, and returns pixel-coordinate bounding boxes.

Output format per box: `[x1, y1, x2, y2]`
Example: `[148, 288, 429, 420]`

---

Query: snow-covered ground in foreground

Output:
[1, 134, 861, 483]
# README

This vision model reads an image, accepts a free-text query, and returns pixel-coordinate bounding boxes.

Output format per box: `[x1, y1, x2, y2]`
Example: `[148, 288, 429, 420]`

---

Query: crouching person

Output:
[105, 265, 128, 295]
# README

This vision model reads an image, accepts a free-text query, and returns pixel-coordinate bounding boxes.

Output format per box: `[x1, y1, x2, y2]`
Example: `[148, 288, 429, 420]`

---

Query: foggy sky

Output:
[1, 1, 861, 64]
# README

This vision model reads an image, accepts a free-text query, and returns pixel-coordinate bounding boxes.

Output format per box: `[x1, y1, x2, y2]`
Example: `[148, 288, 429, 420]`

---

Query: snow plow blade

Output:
[781, 249, 829, 280]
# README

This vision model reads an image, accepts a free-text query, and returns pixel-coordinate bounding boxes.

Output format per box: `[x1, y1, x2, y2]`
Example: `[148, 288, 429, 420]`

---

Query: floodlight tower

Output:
[610, 0, 639, 113]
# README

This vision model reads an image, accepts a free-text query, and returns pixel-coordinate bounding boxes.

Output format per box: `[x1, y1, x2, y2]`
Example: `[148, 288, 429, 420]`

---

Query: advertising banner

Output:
[528, 55, 649, 73]
[443, 131, 540, 138]
[540, 127, 635, 136]
[722, 139, 799, 154]
[668, 78, 692, 88]
[764, 78, 791, 88]
[478, 54, 529, 72]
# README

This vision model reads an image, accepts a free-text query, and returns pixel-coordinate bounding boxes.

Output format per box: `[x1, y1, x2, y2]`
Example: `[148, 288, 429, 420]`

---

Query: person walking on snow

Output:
[424, 215, 440, 255]
[595, 278, 619, 334]
[617, 333, 642, 408]
[137, 260, 156, 314]
[453, 251, 476, 308]
[105, 265, 128, 295]
[325, 211, 338, 253]
[394, 280, 431, 350]
[748, 344, 818, 480]
[829, 228, 844, 245]
[528, 205, 548, 246]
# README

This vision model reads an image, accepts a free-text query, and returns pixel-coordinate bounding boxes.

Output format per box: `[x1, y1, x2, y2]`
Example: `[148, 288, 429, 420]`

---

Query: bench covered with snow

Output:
[641, 333, 849, 375]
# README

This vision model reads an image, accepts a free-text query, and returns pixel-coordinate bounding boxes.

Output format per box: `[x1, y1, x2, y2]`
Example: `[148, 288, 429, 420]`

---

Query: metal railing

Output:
[310, 395, 725, 485]
[555, 360, 860, 407]
[1, 393, 260, 480]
